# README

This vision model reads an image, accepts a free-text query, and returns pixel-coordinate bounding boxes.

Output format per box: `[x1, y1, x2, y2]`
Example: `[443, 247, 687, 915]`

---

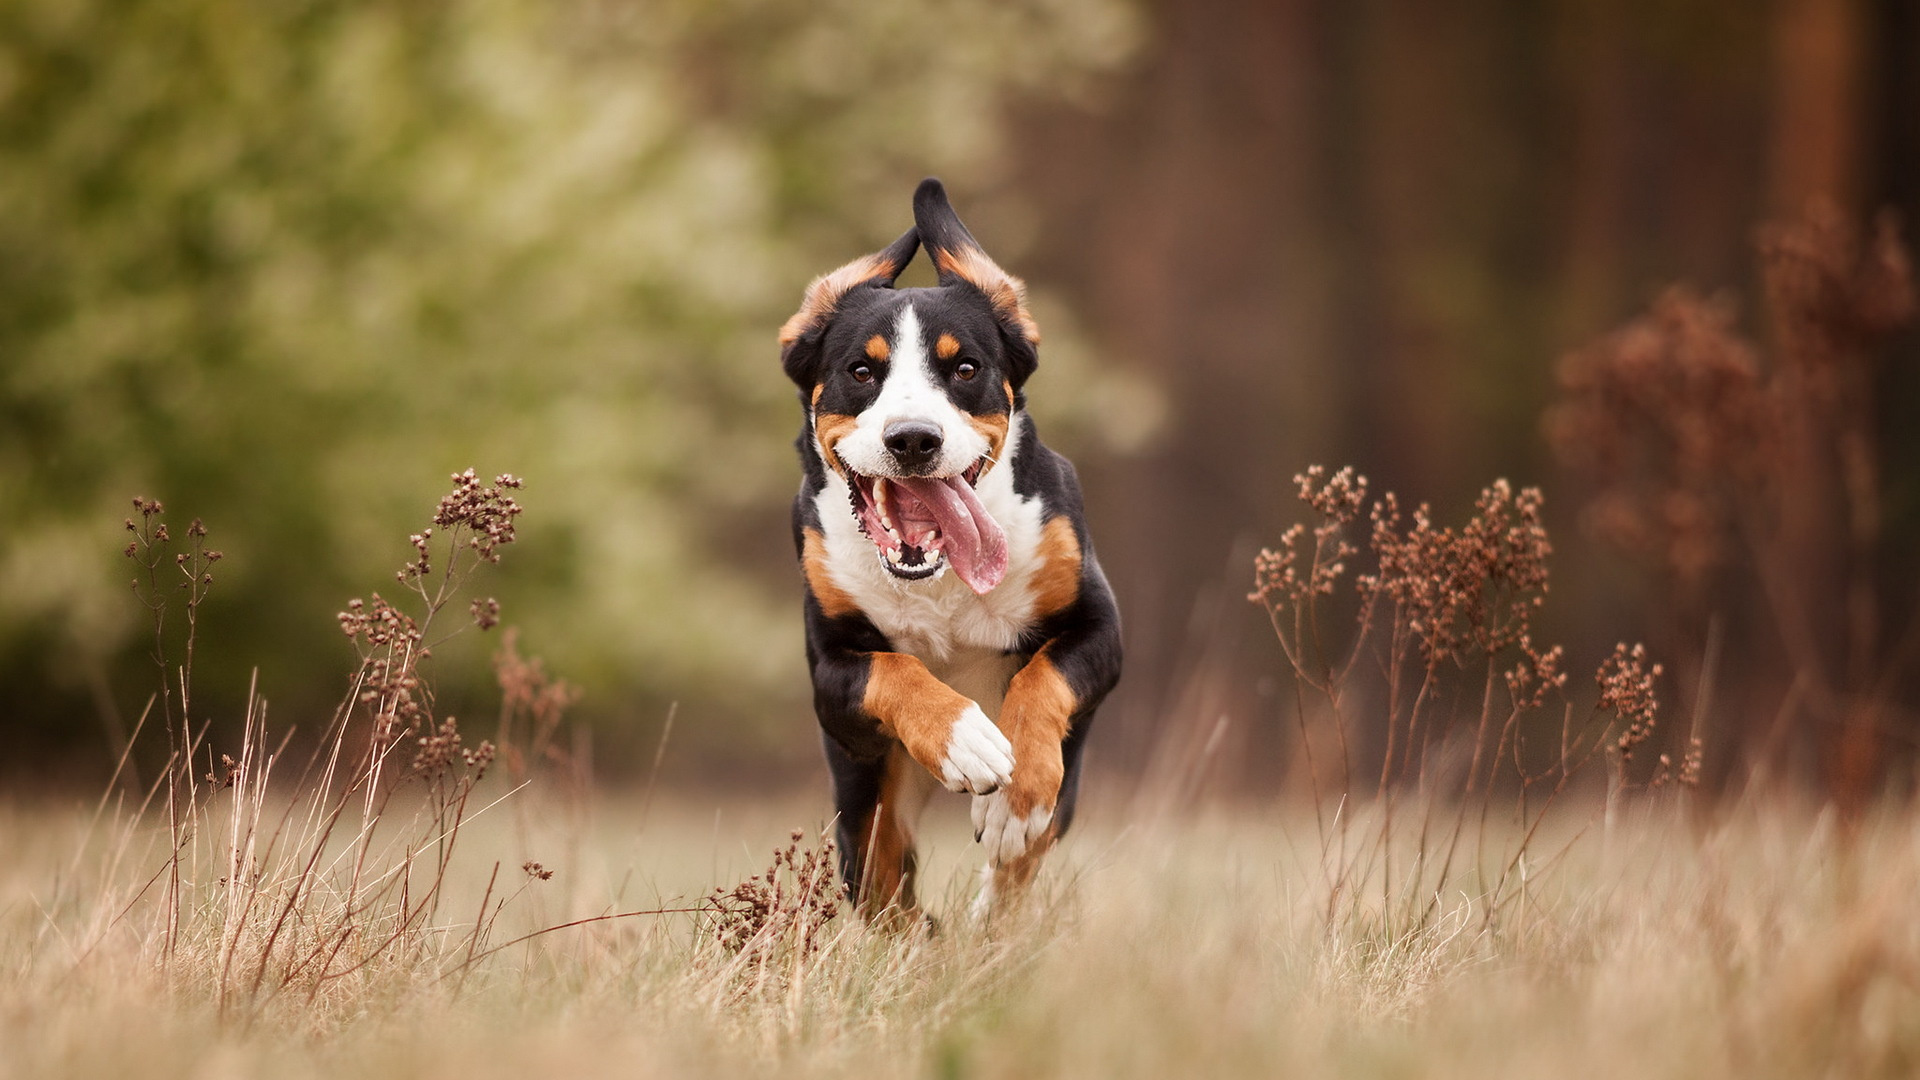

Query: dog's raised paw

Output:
[971, 788, 1054, 865]
[939, 703, 1014, 794]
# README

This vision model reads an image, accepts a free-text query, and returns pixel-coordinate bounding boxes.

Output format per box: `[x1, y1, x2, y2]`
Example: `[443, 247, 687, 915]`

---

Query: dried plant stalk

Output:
[1253, 468, 1678, 937]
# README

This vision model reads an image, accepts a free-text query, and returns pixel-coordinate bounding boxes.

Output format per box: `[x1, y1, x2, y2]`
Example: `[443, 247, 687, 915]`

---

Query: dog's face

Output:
[781, 181, 1040, 594]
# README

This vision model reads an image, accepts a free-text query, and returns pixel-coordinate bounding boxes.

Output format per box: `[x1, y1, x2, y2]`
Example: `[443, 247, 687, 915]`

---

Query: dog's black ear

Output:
[913, 178, 1041, 388]
[780, 227, 919, 387]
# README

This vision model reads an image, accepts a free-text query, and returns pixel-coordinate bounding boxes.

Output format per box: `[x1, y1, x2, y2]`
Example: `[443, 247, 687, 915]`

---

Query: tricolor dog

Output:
[781, 179, 1122, 917]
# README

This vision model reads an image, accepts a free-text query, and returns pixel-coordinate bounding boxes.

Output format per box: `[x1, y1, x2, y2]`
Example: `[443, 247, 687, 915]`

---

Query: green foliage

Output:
[0, 0, 1137, 751]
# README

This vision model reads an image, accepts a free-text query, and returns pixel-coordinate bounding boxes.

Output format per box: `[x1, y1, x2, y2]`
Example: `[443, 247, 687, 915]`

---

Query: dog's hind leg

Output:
[828, 738, 936, 922]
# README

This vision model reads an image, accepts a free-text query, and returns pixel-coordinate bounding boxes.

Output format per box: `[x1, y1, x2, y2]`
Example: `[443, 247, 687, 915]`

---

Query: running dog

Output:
[780, 179, 1122, 916]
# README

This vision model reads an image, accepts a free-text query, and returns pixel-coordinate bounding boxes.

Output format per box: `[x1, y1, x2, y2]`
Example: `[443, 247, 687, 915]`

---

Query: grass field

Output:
[5, 776, 1917, 1080]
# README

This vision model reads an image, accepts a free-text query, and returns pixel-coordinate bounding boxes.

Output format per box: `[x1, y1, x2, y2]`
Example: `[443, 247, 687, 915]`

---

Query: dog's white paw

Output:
[970, 788, 1054, 866]
[939, 703, 1014, 794]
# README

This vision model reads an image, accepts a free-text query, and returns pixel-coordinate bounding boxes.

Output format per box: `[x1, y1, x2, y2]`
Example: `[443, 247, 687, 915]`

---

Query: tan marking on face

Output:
[811, 383, 824, 409]
[863, 652, 974, 780]
[933, 247, 1041, 344]
[865, 335, 891, 361]
[1003, 380, 1015, 410]
[813, 412, 858, 477]
[994, 650, 1077, 819]
[935, 333, 960, 360]
[854, 745, 921, 919]
[779, 250, 906, 346]
[801, 527, 858, 619]
[1027, 517, 1083, 618]
[966, 411, 1009, 476]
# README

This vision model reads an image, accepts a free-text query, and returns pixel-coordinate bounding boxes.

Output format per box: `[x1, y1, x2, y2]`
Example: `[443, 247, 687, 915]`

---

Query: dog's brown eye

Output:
[954, 361, 977, 382]
[850, 363, 873, 383]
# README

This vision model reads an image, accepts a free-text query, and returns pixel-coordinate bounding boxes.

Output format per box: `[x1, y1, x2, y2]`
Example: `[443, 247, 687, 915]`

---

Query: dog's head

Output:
[780, 179, 1041, 595]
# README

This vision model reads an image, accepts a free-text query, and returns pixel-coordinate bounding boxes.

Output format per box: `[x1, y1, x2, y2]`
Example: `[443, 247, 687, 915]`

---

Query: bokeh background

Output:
[4, 0, 1917, 795]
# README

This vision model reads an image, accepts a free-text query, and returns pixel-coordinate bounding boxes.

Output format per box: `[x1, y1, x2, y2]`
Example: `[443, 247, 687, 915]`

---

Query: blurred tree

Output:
[1770, 0, 1866, 215]
[0, 0, 1138, 772]
[1008, 0, 1919, 794]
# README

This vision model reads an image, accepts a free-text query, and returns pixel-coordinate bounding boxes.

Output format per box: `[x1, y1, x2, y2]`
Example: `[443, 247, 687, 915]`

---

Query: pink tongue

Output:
[894, 476, 1009, 594]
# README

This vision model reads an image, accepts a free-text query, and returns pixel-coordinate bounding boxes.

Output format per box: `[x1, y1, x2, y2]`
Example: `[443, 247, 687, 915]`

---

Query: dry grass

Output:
[5, 787, 1920, 1079]
[8, 466, 1913, 1078]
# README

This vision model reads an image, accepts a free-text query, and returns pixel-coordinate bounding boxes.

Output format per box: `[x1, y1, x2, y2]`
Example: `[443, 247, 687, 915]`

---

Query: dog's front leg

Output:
[970, 647, 1073, 866]
[972, 616, 1123, 868]
[855, 651, 1014, 795]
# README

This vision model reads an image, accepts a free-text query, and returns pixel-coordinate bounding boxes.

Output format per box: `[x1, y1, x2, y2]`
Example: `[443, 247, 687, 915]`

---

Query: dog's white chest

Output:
[813, 453, 1049, 672]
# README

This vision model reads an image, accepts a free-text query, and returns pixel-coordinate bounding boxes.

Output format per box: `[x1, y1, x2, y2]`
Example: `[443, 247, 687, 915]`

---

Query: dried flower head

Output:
[492, 629, 580, 779]
[434, 469, 524, 564]
[1597, 643, 1663, 762]
[705, 829, 843, 962]
[205, 753, 239, 789]
[1678, 737, 1703, 787]
[1548, 288, 1770, 590]
[1250, 525, 1309, 605]
[1760, 205, 1915, 366]
[1504, 635, 1568, 710]
[338, 594, 428, 744]
[1360, 479, 1551, 665]
[1249, 468, 1368, 608]
[400, 528, 434, 583]
[412, 716, 464, 776]
[1296, 465, 1369, 524]
[463, 739, 496, 778]
[470, 596, 501, 631]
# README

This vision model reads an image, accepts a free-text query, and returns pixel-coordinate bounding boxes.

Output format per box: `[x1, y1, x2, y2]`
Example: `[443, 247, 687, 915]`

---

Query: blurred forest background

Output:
[4, 0, 1918, 797]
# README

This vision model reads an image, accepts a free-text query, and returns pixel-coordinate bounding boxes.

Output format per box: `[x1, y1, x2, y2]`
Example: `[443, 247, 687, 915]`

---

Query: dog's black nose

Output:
[883, 421, 944, 470]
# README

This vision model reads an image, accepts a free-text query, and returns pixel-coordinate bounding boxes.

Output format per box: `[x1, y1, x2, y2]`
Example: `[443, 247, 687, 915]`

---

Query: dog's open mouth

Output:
[847, 459, 1008, 594]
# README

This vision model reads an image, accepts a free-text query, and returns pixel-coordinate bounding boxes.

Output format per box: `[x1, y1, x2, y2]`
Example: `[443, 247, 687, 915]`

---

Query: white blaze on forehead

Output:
[870, 306, 949, 430]
[835, 303, 989, 479]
